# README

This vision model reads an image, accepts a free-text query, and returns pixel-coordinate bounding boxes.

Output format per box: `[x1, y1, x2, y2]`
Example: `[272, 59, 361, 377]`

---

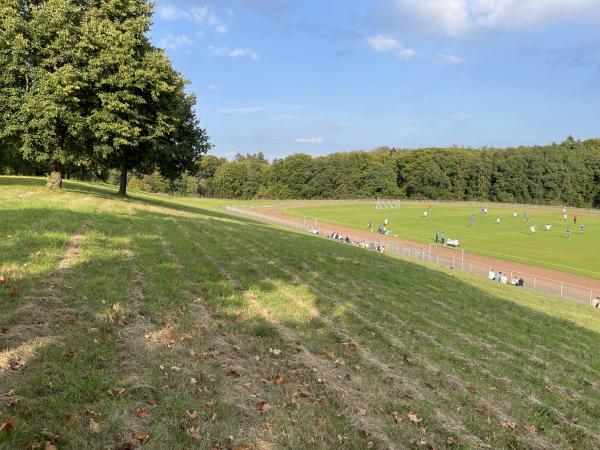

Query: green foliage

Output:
[0, 0, 211, 191]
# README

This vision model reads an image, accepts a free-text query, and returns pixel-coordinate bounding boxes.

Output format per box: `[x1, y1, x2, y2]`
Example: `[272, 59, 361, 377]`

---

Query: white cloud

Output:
[207, 84, 220, 91]
[289, 105, 304, 110]
[157, 5, 228, 34]
[367, 35, 416, 59]
[453, 112, 471, 122]
[271, 115, 315, 122]
[294, 137, 323, 144]
[218, 107, 264, 114]
[208, 46, 259, 60]
[158, 34, 195, 52]
[383, 0, 600, 37]
[435, 54, 464, 64]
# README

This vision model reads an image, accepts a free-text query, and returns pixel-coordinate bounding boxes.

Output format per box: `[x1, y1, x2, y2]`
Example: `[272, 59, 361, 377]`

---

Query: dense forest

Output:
[3, 137, 600, 207]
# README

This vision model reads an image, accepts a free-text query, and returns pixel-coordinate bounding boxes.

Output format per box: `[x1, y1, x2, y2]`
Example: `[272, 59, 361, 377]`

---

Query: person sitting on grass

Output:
[592, 297, 600, 308]
[517, 278, 524, 287]
[501, 273, 508, 284]
[488, 269, 496, 280]
[495, 272, 502, 282]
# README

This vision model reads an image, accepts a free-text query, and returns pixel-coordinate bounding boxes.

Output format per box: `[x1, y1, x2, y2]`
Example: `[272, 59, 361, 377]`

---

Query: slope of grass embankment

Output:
[1, 176, 600, 449]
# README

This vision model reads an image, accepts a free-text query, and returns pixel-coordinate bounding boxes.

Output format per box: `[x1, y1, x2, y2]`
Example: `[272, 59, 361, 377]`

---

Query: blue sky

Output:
[149, 0, 600, 160]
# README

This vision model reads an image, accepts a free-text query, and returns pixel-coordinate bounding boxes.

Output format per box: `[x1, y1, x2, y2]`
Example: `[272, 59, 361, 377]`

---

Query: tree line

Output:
[198, 138, 600, 207]
[0, 0, 211, 195]
[3, 134, 600, 207]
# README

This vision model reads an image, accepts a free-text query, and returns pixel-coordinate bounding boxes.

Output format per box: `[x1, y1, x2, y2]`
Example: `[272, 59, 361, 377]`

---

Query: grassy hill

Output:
[285, 203, 600, 279]
[1, 176, 600, 450]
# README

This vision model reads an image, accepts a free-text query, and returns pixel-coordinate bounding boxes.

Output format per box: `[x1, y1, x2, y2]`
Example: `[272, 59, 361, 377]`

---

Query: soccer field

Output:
[285, 202, 600, 279]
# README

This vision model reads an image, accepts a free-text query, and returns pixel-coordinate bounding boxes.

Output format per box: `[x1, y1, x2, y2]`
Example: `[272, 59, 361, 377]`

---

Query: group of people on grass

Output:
[368, 219, 392, 236]
[328, 232, 385, 253]
[488, 268, 525, 287]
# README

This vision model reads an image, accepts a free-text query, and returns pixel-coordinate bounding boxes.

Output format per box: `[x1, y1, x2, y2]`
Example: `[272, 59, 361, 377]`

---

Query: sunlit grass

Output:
[1, 176, 600, 449]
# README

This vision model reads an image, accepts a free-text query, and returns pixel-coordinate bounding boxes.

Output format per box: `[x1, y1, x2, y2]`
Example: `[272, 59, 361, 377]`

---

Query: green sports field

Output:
[285, 203, 600, 279]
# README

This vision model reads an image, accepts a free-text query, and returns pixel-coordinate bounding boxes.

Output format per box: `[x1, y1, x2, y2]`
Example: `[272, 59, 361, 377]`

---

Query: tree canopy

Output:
[0, 0, 211, 193]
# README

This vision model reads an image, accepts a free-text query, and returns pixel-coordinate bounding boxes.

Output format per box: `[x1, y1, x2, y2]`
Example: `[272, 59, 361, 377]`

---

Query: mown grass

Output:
[1, 176, 600, 449]
[285, 203, 600, 279]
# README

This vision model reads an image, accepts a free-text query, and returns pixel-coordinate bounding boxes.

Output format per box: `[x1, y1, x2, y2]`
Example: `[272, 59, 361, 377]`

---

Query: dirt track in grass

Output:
[257, 204, 600, 298]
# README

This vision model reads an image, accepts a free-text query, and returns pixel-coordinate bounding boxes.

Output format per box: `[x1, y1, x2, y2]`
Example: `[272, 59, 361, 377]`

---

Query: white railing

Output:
[226, 205, 600, 306]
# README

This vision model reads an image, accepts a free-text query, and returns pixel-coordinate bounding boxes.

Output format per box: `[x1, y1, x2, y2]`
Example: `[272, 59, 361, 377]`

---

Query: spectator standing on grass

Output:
[529, 225, 536, 235]
[368, 221, 372, 232]
[580, 224, 584, 234]
[496, 218, 501, 224]
[567, 228, 571, 239]
[441, 231, 446, 245]
[435, 231, 439, 244]
[573, 215, 577, 224]
[488, 269, 496, 280]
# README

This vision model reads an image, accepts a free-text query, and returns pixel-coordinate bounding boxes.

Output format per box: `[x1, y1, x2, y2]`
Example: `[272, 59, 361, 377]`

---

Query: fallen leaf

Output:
[344, 342, 358, 351]
[524, 425, 537, 434]
[170, 366, 181, 373]
[228, 368, 242, 377]
[255, 401, 271, 411]
[186, 410, 199, 419]
[190, 377, 197, 385]
[356, 408, 367, 416]
[408, 411, 422, 424]
[181, 334, 194, 341]
[65, 414, 78, 425]
[135, 430, 150, 443]
[0, 276, 7, 285]
[0, 416, 16, 434]
[500, 419, 516, 430]
[467, 386, 477, 394]
[391, 411, 401, 424]
[135, 408, 150, 418]
[45, 443, 57, 450]
[273, 375, 286, 385]
[243, 383, 252, 391]
[186, 426, 201, 440]
[89, 418, 101, 433]
[20, 405, 32, 415]
[112, 303, 121, 313]
[269, 348, 281, 356]
[146, 398, 157, 406]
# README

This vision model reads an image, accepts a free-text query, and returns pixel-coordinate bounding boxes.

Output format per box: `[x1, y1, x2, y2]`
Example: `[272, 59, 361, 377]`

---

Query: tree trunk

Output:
[48, 161, 63, 189]
[119, 166, 128, 196]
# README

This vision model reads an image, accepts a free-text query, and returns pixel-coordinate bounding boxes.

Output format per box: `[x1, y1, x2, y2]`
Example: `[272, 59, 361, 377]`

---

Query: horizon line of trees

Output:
[6, 136, 597, 208]
[0, 0, 211, 195]
[199, 137, 600, 207]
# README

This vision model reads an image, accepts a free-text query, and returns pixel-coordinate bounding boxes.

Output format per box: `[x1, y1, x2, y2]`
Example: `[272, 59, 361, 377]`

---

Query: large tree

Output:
[0, 0, 92, 188]
[0, 0, 210, 192]
[83, 0, 210, 195]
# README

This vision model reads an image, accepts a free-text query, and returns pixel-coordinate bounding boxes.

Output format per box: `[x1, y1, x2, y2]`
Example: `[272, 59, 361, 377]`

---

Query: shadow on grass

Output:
[2, 185, 600, 448]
